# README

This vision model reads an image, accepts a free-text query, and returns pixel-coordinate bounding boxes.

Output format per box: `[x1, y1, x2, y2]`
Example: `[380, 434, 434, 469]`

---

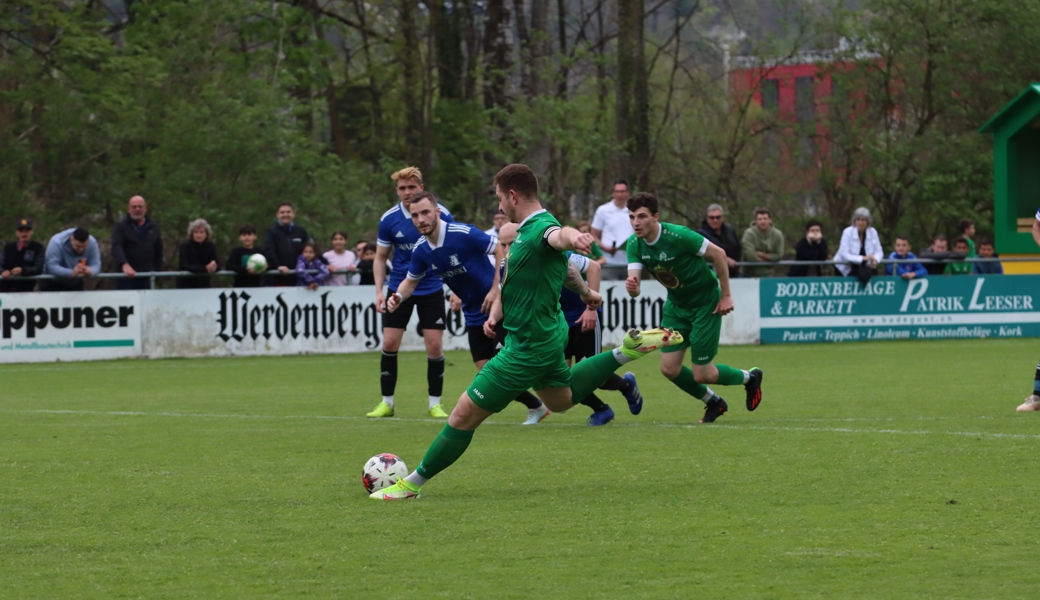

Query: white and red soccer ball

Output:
[362, 453, 408, 493]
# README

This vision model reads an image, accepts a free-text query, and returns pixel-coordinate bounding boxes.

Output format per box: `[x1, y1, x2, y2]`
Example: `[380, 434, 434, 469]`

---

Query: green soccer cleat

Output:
[370, 478, 422, 500]
[429, 404, 449, 419]
[620, 327, 683, 359]
[366, 401, 394, 418]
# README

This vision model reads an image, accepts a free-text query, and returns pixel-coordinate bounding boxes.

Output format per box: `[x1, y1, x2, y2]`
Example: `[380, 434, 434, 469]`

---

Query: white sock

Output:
[700, 387, 716, 403]
[405, 471, 428, 486]
[429, 396, 441, 408]
[612, 347, 636, 365]
[742, 370, 751, 384]
[382, 396, 394, 408]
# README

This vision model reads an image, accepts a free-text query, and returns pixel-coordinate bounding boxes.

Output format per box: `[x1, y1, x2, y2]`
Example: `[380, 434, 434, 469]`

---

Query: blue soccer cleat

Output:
[621, 371, 643, 415]
[587, 405, 615, 426]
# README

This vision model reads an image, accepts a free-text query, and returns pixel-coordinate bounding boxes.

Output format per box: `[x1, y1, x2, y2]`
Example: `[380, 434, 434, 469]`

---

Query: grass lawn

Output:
[2, 338, 1039, 598]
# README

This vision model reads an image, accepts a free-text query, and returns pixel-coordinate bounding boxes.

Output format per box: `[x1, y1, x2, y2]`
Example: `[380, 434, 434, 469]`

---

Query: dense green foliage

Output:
[2, 0, 1040, 260]
[3, 340, 1040, 597]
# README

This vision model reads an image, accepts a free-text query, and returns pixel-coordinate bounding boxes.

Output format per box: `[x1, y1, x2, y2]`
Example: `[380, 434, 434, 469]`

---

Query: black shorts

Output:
[467, 325, 502, 363]
[382, 290, 447, 331]
[565, 319, 602, 361]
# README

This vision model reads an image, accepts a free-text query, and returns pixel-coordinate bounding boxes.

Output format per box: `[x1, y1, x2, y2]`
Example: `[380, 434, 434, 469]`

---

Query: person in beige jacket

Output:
[740, 207, 785, 278]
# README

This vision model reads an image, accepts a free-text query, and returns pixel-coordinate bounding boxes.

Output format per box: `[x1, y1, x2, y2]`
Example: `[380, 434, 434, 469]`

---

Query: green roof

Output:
[979, 83, 1040, 134]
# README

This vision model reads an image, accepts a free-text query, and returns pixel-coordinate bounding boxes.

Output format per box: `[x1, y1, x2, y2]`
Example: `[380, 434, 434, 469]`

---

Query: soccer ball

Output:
[362, 453, 408, 494]
[246, 253, 268, 274]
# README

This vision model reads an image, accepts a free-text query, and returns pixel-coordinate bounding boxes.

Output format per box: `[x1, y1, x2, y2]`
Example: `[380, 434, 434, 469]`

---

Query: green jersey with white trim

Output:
[626, 222, 719, 310]
[501, 210, 569, 358]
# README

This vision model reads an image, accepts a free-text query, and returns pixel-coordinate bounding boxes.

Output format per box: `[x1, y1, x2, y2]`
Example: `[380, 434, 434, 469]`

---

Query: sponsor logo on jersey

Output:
[449, 254, 460, 267]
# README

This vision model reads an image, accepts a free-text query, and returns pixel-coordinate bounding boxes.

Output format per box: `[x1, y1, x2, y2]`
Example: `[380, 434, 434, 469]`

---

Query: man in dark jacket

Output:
[696, 203, 742, 279]
[111, 195, 163, 290]
[261, 202, 310, 286]
[917, 235, 963, 276]
[1, 218, 46, 292]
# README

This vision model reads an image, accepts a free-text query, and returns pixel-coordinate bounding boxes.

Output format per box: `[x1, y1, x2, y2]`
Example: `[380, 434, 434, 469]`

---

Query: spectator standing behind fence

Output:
[297, 241, 329, 290]
[959, 218, 976, 257]
[226, 224, 263, 288]
[697, 204, 742, 279]
[261, 202, 310, 286]
[834, 207, 883, 280]
[788, 220, 829, 277]
[323, 231, 357, 286]
[740, 207, 784, 278]
[43, 227, 101, 291]
[918, 235, 958, 276]
[974, 239, 1003, 274]
[111, 195, 163, 290]
[177, 219, 219, 289]
[1, 218, 45, 292]
[590, 179, 635, 279]
[356, 242, 376, 285]
[484, 209, 508, 241]
[944, 239, 973, 275]
[885, 236, 927, 280]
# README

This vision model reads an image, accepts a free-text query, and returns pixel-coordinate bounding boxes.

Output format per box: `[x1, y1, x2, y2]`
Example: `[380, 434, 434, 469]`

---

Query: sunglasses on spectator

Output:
[707, 215, 722, 220]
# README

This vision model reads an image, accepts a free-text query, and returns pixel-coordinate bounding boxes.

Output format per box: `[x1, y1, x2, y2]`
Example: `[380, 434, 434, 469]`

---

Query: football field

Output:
[2, 339, 1040, 598]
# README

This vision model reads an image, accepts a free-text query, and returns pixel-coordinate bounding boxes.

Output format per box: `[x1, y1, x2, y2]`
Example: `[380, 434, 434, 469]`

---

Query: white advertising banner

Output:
[0, 290, 141, 363]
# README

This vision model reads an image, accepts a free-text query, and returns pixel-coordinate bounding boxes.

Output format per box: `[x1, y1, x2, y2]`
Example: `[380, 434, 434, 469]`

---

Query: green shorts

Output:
[660, 294, 721, 365]
[467, 346, 571, 413]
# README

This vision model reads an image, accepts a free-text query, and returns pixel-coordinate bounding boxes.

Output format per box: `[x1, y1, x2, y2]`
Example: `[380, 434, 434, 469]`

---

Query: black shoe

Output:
[745, 367, 763, 411]
[700, 397, 728, 423]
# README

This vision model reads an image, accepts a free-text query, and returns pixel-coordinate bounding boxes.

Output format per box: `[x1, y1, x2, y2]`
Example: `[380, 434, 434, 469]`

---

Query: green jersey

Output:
[626, 222, 720, 310]
[501, 210, 569, 358]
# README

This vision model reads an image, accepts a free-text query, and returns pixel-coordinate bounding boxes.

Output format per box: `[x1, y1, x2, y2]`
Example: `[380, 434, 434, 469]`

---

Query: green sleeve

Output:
[678, 226, 708, 255]
[967, 238, 976, 258]
[589, 241, 604, 260]
[943, 263, 953, 275]
[625, 234, 640, 265]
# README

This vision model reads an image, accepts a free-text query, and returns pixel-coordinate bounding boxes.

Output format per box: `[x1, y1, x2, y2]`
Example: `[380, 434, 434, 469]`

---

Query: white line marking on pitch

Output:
[3, 409, 1038, 440]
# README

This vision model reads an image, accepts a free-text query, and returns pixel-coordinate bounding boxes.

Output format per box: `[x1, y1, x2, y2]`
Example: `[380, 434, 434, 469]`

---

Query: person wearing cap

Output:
[111, 195, 163, 290]
[1, 218, 46, 292]
[42, 227, 102, 291]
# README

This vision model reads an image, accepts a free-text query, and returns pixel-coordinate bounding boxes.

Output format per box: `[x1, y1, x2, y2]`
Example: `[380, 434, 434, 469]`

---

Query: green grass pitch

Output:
[3, 339, 1040, 598]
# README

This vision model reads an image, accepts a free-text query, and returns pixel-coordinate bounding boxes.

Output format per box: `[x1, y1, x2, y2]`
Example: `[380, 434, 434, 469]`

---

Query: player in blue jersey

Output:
[368, 167, 454, 419]
[386, 192, 549, 424]
[559, 251, 643, 425]
[1018, 209, 1040, 412]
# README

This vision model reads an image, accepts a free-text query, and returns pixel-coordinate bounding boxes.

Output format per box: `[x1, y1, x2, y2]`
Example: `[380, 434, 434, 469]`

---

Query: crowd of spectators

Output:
[0, 191, 1010, 293]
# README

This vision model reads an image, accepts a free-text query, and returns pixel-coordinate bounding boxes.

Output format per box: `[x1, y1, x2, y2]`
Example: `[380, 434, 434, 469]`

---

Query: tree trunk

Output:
[616, 0, 650, 190]
[398, 0, 424, 164]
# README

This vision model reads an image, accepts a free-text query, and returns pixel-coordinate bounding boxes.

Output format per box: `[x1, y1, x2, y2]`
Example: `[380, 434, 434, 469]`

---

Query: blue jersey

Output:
[560, 253, 600, 327]
[408, 220, 497, 327]
[377, 202, 453, 296]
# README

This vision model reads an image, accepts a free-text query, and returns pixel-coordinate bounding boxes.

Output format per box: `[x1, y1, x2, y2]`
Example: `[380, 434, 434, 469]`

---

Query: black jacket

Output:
[226, 246, 263, 288]
[111, 215, 163, 272]
[0, 240, 45, 292]
[261, 222, 310, 286]
[697, 220, 742, 278]
[918, 250, 966, 276]
[178, 240, 219, 289]
[788, 237, 830, 276]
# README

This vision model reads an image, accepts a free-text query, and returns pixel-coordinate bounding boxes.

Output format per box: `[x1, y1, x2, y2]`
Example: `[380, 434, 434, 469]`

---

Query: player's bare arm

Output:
[1032, 220, 1040, 248]
[578, 260, 601, 332]
[563, 264, 602, 309]
[705, 242, 734, 315]
[386, 276, 418, 312]
[547, 226, 595, 255]
[626, 269, 642, 298]
[483, 297, 503, 338]
[482, 243, 505, 314]
[374, 244, 391, 313]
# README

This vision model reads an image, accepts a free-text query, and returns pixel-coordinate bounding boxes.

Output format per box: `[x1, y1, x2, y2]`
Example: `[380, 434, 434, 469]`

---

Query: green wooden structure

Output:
[979, 83, 1040, 258]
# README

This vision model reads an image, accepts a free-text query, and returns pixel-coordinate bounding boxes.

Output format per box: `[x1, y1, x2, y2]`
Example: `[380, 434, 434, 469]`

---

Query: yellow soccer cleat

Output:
[370, 478, 422, 500]
[620, 327, 683, 359]
[429, 404, 449, 418]
[366, 401, 395, 418]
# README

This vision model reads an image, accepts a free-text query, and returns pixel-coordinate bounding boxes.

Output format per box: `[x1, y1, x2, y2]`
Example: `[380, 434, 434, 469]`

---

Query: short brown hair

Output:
[627, 192, 659, 215]
[493, 164, 539, 199]
[407, 191, 438, 207]
[754, 206, 771, 217]
[958, 218, 974, 233]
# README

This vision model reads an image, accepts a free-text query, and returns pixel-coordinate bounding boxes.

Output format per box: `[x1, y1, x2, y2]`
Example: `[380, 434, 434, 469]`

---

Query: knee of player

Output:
[660, 362, 682, 380]
[691, 363, 718, 383]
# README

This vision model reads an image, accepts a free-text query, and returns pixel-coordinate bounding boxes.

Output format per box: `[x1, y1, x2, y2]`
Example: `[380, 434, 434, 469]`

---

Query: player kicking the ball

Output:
[386, 191, 549, 424]
[625, 192, 763, 423]
[372, 164, 681, 500]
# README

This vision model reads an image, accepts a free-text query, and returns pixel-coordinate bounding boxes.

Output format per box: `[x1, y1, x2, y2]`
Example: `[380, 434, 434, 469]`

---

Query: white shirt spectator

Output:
[834, 225, 884, 276]
[591, 201, 634, 266]
[323, 249, 357, 286]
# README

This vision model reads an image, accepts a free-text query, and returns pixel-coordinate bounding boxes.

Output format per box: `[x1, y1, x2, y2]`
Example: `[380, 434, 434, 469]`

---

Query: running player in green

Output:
[372, 165, 682, 500]
[625, 192, 763, 423]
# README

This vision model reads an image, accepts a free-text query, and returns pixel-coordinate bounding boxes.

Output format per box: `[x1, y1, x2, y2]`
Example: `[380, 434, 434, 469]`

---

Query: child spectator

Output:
[959, 218, 977, 257]
[178, 219, 219, 289]
[943, 239, 973, 275]
[296, 241, 329, 289]
[974, 239, 1003, 275]
[323, 230, 357, 286]
[355, 242, 377, 285]
[885, 236, 927, 279]
[225, 224, 263, 288]
[788, 220, 829, 277]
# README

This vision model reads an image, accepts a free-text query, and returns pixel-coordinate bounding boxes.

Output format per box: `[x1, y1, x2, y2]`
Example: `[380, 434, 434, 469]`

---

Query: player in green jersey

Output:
[625, 192, 763, 423]
[372, 165, 682, 500]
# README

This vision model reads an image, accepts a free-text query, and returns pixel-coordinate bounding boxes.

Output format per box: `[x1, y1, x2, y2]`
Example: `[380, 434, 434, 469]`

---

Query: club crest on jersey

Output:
[449, 254, 460, 267]
[654, 267, 681, 289]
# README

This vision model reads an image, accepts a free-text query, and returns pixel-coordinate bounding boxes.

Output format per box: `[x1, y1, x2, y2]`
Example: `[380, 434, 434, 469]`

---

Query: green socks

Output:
[415, 424, 475, 480]
[715, 364, 747, 386]
[670, 365, 711, 400]
[569, 350, 624, 403]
